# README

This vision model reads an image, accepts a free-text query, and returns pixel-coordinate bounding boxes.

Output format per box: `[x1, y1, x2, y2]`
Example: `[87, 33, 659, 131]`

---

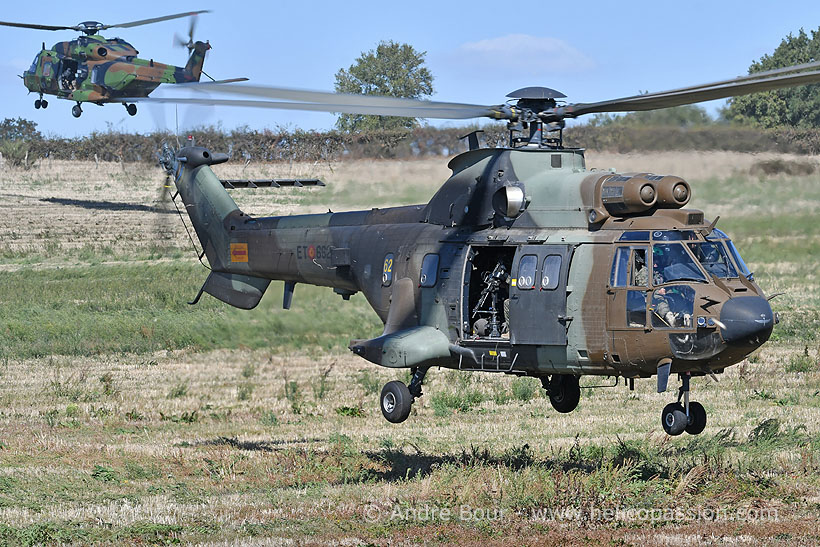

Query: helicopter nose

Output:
[719, 296, 775, 347]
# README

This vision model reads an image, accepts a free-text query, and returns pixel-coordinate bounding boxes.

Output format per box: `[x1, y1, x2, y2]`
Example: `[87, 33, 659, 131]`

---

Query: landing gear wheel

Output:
[547, 374, 580, 413]
[34, 99, 41, 109]
[41, 100, 48, 109]
[662, 403, 687, 436]
[685, 401, 707, 435]
[126, 103, 137, 116]
[71, 104, 82, 118]
[380, 381, 413, 424]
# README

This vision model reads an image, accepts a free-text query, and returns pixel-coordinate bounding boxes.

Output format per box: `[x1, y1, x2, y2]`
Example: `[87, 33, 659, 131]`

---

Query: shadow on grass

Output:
[179, 436, 326, 451]
[185, 418, 799, 486]
[41, 196, 175, 214]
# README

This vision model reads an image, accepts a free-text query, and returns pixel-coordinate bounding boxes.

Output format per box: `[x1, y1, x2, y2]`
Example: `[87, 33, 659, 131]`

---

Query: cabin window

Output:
[627, 290, 647, 327]
[382, 253, 394, 287]
[419, 254, 439, 288]
[541, 255, 561, 290]
[651, 285, 696, 329]
[516, 255, 537, 290]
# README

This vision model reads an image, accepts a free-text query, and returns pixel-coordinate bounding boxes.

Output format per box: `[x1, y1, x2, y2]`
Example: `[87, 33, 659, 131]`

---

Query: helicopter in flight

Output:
[0, 10, 245, 118]
[148, 59, 820, 436]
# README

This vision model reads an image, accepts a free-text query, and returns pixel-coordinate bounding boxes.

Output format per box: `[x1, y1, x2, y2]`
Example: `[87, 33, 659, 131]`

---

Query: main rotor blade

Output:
[123, 96, 497, 119]
[566, 68, 820, 117]
[0, 20, 73, 31]
[103, 11, 210, 30]
[618, 60, 820, 100]
[174, 81, 493, 111]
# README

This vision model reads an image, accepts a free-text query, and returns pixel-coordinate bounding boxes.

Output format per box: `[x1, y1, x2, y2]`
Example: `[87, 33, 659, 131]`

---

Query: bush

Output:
[431, 389, 486, 416]
[0, 140, 32, 169]
[511, 377, 539, 402]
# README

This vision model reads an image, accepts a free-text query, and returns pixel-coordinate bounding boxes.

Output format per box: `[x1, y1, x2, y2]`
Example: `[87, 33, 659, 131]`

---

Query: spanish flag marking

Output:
[230, 243, 249, 263]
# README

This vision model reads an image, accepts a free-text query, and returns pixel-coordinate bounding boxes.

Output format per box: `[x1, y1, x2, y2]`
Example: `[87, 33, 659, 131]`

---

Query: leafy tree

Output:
[588, 105, 713, 128]
[723, 28, 820, 128]
[334, 41, 434, 132]
[0, 118, 41, 141]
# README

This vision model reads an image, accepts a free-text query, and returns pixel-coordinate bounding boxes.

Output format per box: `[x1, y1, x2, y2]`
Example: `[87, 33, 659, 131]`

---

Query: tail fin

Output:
[184, 41, 211, 82]
[160, 145, 270, 309]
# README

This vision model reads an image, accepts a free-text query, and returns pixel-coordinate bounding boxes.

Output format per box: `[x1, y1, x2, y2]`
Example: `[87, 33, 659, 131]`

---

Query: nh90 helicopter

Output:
[0, 11, 245, 118]
[146, 60, 820, 436]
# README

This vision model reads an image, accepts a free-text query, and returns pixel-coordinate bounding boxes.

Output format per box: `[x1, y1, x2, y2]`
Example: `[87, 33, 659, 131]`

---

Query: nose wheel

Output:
[34, 96, 48, 109]
[661, 373, 707, 436]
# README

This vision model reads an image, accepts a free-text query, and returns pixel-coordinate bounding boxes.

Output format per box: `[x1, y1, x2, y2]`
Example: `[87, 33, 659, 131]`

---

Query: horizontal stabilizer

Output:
[219, 178, 325, 189]
[200, 271, 270, 310]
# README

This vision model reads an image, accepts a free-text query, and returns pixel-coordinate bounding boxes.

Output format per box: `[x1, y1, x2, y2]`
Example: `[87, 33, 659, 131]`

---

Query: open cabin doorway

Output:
[463, 245, 515, 340]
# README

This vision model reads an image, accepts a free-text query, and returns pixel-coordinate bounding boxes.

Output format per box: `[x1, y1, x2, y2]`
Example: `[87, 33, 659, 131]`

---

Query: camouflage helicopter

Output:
[0, 11, 245, 118]
[147, 60, 820, 436]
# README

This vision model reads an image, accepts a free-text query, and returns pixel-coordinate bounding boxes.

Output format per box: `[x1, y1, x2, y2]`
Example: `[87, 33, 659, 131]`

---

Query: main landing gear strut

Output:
[661, 372, 707, 436]
[380, 366, 428, 423]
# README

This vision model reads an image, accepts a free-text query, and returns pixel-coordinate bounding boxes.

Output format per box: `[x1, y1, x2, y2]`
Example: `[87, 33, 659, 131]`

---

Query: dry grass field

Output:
[0, 150, 818, 545]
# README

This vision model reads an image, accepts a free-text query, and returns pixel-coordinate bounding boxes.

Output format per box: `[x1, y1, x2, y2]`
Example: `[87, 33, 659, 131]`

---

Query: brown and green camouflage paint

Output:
[22, 34, 208, 103]
[167, 145, 774, 384]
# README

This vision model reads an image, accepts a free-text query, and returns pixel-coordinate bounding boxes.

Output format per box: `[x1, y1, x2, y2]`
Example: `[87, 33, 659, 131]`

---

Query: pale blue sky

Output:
[2, 0, 820, 137]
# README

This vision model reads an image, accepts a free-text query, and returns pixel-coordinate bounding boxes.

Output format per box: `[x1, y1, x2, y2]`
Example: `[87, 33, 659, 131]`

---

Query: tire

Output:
[380, 380, 413, 424]
[72, 105, 82, 118]
[34, 99, 41, 109]
[685, 401, 707, 435]
[549, 375, 580, 413]
[41, 100, 48, 109]
[661, 403, 687, 436]
[126, 104, 137, 116]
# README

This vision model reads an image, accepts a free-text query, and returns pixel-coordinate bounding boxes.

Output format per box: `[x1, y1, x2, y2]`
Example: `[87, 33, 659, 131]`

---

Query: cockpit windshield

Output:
[29, 56, 39, 73]
[652, 243, 707, 284]
[707, 229, 752, 278]
[687, 241, 738, 278]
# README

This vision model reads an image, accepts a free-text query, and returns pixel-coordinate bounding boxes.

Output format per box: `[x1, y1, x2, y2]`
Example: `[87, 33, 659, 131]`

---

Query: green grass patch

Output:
[0, 262, 382, 359]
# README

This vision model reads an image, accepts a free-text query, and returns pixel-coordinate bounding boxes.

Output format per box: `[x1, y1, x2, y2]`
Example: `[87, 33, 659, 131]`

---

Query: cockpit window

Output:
[706, 229, 752, 278]
[651, 230, 697, 241]
[611, 247, 629, 287]
[687, 241, 738, 278]
[652, 243, 707, 284]
[725, 240, 752, 278]
[29, 56, 39, 73]
[651, 285, 695, 329]
[619, 231, 650, 241]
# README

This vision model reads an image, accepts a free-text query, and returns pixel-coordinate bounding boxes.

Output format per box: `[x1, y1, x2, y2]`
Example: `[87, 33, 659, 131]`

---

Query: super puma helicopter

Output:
[149, 60, 820, 436]
[0, 10, 246, 118]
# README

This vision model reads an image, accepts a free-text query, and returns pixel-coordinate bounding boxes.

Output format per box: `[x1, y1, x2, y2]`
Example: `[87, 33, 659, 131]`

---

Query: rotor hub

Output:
[76, 21, 105, 35]
[507, 86, 566, 115]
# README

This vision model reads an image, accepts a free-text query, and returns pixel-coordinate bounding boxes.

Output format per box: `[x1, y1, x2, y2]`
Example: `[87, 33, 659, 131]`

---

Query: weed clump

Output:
[785, 346, 817, 373]
[167, 381, 188, 399]
[511, 377, 539, 402]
